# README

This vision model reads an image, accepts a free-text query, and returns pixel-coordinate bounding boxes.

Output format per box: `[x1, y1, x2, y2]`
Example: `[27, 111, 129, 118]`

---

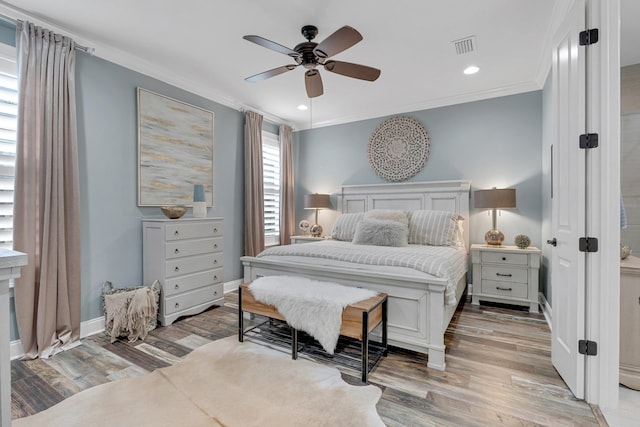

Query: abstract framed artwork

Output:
[137, 88, 214, 206]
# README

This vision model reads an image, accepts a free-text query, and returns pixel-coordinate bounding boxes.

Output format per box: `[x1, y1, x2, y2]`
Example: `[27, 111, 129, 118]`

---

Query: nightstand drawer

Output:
[481, 280, 528, 299]
[481, 266, 528, 283]
[481, 251, 528, 266]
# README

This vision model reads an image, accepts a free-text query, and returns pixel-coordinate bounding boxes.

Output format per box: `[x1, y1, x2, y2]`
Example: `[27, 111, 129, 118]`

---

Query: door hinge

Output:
[578, 237, 598, 252]
[578, 340, 598, 356]
[579, 28, 599, 45]
[579, 133, 599, 149]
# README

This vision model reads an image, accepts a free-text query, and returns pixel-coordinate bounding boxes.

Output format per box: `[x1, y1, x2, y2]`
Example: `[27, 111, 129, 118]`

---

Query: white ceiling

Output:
[1, 0, 638, 130]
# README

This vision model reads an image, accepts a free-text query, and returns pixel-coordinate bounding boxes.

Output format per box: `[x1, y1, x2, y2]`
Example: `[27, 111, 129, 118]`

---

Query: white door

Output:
[550, 0, 587, 399]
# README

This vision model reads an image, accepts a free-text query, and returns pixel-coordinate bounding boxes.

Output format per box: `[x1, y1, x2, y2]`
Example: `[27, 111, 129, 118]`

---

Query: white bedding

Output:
[257, 240, 467, 305]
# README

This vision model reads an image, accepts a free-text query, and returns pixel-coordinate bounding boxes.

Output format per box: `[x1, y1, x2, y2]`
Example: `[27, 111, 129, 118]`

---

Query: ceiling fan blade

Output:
[323, 60, 381, 81]
[245, 65, 298, 83]
[243, 35, 300, 58]
[305, 69, 324, 98]
[313, 26, 363, 59]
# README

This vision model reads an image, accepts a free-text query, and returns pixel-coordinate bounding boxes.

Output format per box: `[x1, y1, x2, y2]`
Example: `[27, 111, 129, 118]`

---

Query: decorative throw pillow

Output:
[407, 210, 464, 246]
[352, 219, 409, 247]
[331, 212, 364, 241]
[363, 209, 409, 226]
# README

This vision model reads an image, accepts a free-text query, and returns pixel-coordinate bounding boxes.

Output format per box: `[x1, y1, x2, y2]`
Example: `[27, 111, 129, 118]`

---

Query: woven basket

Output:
[102, 280, 161, 338]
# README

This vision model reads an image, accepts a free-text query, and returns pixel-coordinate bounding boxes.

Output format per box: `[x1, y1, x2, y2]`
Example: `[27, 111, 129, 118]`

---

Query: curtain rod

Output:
[0, 14, 95, 55]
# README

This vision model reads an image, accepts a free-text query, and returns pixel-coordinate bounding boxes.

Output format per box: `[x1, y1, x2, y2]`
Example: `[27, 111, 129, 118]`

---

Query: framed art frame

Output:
[137, 88, 214, 206]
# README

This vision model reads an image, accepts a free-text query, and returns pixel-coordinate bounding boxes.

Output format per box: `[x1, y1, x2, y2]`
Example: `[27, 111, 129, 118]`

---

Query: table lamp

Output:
[474, 187, 516, 246]
[304, 193, 331, 237]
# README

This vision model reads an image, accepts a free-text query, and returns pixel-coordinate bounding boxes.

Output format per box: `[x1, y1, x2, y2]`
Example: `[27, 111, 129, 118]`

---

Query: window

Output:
[0, 45, 16, 250]
[262, 130, 280, 246]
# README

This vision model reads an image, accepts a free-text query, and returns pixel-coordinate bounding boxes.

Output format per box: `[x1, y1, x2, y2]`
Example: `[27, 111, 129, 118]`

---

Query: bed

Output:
[241, 180, 471, 370]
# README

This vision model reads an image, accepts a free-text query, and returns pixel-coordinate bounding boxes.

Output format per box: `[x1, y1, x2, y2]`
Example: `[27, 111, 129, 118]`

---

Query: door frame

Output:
[584, 0, 620, 408]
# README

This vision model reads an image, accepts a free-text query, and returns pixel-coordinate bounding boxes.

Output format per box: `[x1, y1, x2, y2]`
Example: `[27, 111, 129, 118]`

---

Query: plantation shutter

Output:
[262, 130, 280, 246]
[0, 53, 16, 250]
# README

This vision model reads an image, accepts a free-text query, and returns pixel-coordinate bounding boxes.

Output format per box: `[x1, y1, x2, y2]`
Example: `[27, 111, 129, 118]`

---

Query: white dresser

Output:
[143, 218, 224, 326]
[620, 255, 640, 390]
[471, 244, 541, 313]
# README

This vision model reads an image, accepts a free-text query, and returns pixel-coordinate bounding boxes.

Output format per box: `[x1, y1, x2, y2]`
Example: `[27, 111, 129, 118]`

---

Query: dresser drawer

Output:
[165, 253, 222, 278]
[165, 220, 223, 241]
[481, 280, 528, 299]
[165, 237, 223, 259]
[163, 267, 224, 297]
[164, 283, 223, 315]
[481, 266, 528, 283]
[481, 251, 528, 266]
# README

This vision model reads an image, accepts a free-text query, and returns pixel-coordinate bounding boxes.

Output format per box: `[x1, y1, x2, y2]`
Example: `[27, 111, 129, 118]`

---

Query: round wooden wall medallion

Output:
[368, 116, 430, 182]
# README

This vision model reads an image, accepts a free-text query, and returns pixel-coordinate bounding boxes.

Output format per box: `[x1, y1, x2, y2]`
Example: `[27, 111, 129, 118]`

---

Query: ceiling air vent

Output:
[452, 36, 476, 55]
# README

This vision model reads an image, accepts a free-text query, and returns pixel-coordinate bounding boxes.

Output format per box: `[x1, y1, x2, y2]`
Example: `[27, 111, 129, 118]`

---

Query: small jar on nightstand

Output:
[470, 243, 541, 313]
[290, 235, 329, 244]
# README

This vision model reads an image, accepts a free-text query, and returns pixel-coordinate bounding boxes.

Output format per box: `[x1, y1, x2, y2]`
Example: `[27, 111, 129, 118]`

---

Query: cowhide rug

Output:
[13, 336, 385, 427]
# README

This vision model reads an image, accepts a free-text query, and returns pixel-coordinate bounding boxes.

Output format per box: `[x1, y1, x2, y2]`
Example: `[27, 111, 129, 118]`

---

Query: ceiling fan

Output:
[243, 25, 381, 98]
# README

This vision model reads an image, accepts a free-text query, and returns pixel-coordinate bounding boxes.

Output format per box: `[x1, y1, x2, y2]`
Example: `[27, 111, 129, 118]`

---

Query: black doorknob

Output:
[547, 238, 557, 247]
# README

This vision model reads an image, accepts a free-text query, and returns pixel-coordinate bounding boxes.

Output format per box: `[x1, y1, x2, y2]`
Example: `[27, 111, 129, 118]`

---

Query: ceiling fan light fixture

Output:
[297, 104, 308, 110]
[464, 65, 480, 75]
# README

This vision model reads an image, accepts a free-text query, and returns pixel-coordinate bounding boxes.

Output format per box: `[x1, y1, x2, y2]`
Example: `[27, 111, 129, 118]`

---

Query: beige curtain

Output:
[244, 111, 264, 256]
[13, 21, 81, 359]
[279, 124, 295, 245]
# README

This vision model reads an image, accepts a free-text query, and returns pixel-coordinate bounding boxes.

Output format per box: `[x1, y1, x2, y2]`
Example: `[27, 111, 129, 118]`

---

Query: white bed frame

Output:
[241, 180, 471, 370]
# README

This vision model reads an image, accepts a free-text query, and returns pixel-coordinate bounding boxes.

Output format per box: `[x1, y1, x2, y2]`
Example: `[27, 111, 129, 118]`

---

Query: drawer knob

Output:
[213, 228, 218, 233]
[496, 273, 512, 277]
[214, 259, 217, 264]
[502, 257, 506, 261]
[214, 290, 218, 296]
[174, 230, 180, 236]
[174, 248, 180, 254]
[496, 286, 513, 291]
[175, 302, 180, 309]
[174, 266, 180, 272]
[214, 275, 218, 281]
[174, 284, 180, 290]
[214, 243, 218, 249]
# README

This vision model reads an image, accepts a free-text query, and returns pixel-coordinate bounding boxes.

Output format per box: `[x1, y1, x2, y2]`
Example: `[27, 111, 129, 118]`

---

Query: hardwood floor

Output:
[11, 292, 606, 426]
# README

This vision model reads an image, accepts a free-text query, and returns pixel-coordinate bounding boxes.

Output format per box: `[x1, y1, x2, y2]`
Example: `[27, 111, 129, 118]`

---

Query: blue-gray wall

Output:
[75, 54, 245, 325]
[5, 28, 246, 340]
[293, 91, 544, 285]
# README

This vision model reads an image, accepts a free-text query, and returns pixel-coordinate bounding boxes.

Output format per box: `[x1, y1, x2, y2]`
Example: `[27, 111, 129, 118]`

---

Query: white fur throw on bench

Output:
[249, 276, 378, 354]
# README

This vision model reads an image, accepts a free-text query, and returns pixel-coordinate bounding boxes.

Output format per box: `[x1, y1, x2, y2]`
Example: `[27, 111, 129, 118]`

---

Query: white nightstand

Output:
[470, 244, 541, 312]
[290, 235, 328, 244]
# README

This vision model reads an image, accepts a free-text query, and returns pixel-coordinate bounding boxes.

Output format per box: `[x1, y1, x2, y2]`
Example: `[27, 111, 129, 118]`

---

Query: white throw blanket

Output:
[249, 276, 378, 354]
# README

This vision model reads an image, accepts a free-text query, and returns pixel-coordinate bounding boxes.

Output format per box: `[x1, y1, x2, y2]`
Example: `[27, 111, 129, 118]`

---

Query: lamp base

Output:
[310, 224, 323, 237]
[484, 229, 505, 246]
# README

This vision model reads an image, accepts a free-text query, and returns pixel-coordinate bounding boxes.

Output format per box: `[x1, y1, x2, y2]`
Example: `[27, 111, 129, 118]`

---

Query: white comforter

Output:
[257, 240, 467, 305]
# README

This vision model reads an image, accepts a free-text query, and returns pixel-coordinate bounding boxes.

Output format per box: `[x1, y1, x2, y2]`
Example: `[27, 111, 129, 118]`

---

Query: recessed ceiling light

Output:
[297, 104, 308, 110]
[464, 66, 479, 75]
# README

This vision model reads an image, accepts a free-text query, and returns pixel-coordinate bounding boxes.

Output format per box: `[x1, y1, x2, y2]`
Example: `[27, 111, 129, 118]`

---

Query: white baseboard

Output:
[10, 280, 242, 360]
[538, 292, 552, 330]
[224, 278, 242, 293]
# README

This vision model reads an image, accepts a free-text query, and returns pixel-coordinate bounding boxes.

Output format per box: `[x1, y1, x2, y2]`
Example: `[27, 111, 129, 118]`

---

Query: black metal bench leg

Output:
[238, 286, 244, 342]
[362, 310, 369, 383]
[291, 326, 298, 360]
[382, 298, 388, 356]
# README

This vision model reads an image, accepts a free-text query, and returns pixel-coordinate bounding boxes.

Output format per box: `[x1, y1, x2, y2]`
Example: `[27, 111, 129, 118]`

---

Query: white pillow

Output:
[331, 212, 364, 241]
[363, 209, 409, 226]
[407, 210, 464, 246]
[352, 220, 408, 247]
